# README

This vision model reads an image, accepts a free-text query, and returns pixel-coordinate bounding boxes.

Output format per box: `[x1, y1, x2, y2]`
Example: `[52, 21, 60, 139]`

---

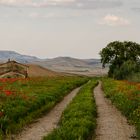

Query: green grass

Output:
[127, 72, 140, 83]
[0, 76, 88, 139]
[102, 78, 140, 139]
[43, 79, 98, 140]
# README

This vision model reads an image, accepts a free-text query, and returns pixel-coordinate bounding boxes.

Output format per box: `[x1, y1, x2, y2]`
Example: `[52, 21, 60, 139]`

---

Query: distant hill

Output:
[27, 64, 59, 77]
[34, 57, 102, 70]
[33, 57, 108, 76]
[0, 51, 40, 63]
[0, 51, 107, 76]
[0, 51, 102, 68]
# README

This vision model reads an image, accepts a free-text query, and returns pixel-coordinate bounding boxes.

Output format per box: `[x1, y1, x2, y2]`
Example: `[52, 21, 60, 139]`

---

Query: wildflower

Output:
[4, 90, 12, 96]
[0, 112, 4, 117]
[0, 86, 3, 90]
[8, 78, 18, 83]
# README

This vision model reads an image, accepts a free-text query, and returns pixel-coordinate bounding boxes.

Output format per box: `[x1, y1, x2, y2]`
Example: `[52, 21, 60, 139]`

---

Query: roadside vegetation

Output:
[0, 76, 88, 139]
[102, 78, 140, 139]
[43, 79, 98, 140]
[100, 41, 140, 139]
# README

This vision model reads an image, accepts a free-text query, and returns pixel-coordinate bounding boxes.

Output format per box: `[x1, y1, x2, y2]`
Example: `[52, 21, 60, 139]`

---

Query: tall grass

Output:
[127, 72, 140, 83]
[43, 79, 98, 140]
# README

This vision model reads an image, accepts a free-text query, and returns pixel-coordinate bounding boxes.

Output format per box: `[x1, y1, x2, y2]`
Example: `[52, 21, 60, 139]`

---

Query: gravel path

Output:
[15, 87, 81, 140]
[94, 81, 137, 140]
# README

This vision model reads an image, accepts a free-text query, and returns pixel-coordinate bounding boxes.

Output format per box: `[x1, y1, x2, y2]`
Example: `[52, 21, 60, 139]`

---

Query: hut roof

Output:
[0, 60, 29, 68]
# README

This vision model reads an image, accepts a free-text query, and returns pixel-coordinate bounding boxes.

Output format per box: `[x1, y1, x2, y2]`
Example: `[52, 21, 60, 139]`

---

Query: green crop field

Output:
[0, 76, 88, 139]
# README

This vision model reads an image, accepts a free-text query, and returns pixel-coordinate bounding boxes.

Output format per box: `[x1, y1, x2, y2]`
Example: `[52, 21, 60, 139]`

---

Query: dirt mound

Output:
[27, 64, 60, 77]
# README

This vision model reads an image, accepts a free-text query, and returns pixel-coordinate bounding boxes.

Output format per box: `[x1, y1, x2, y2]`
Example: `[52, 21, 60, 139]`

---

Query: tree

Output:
[100, 41, 140, 79]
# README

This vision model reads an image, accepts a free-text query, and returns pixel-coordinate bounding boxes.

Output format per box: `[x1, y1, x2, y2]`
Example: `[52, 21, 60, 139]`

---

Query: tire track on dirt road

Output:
[94, 81, 137, 140]
[14, 86, 82, 140]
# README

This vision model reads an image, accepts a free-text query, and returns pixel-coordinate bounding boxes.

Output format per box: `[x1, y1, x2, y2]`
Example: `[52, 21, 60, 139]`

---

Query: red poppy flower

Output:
[0, 112, 3, 117]
[4, 90, 12, 96]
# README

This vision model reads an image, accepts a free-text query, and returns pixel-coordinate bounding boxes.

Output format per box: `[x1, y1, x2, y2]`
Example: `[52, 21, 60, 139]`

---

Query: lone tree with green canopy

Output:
[100, 41, 140, 79]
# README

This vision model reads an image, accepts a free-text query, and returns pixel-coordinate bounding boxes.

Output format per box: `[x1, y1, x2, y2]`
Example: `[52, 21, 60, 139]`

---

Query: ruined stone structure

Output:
[0, 59, 29, 78]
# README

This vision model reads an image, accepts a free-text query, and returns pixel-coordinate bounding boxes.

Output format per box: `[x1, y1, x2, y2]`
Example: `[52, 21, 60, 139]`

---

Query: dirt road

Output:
[15, 87, 81, 140]
[94, 81, 137, 140]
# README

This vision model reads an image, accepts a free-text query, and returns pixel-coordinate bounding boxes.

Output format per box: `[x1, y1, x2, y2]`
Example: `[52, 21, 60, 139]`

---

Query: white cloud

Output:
[0, 0, 122, 9]
[29, 12, 57, 19]
[48, 0, 75, 2]
[29, 12, 40, 18]
[39, 0, 76, 8]
[0, 0, 32, 5]
[99, 14, 130, 26]
[28, 11, 84, 19]
[0, 0, 75, 7]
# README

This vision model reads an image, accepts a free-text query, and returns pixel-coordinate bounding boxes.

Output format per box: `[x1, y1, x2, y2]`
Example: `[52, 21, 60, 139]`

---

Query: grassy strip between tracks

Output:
[0, 76, 88, 139]
[43, 79, 98, 140]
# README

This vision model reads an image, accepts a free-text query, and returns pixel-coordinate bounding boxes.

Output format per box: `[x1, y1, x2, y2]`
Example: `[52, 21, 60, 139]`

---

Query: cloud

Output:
[42, 0, 123, 9]
[132, 7, 140, 12]
[29, 12, 57, 19]
[28, 11, 84, 19]
[0, 0, 32, 6]
[48, 0, 75, 2]
[0, 0, 123, 9]
[0, 0, 75, 7]
[99, 14, 130, 26]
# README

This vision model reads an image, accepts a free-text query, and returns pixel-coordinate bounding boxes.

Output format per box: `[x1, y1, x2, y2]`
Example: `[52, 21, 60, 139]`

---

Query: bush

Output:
[113, 60, 140, 80]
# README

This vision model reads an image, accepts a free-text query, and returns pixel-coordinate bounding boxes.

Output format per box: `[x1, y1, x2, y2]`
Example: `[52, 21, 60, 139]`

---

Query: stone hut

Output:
[0, 59, 29, 78]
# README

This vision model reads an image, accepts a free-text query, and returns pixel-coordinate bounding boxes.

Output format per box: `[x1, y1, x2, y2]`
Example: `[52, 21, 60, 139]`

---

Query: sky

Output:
[0, 0, 140, 59]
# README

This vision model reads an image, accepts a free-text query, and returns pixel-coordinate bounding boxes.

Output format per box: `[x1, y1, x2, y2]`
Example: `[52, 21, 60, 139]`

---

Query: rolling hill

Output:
[34, 57, 102, 70]
[0, 51, 40, 63]
[27, 64, 59, 77]
[0, 51, 108, 76]
[33, 57, 107, 76]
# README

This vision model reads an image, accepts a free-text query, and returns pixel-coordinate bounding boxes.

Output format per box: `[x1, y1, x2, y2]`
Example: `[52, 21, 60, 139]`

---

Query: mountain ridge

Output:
[0, 51, 40, 63]
[0, 51, 101, 64]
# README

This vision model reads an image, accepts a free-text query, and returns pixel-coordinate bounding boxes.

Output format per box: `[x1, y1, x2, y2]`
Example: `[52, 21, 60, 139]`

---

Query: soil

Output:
[94, 81, 137, 140]
[27, 64, 59, 77]
[14, 87, 81, 140]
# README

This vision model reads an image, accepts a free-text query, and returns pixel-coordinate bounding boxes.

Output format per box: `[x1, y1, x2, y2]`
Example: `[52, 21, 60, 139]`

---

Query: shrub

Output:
[113, 60, 140, 80]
